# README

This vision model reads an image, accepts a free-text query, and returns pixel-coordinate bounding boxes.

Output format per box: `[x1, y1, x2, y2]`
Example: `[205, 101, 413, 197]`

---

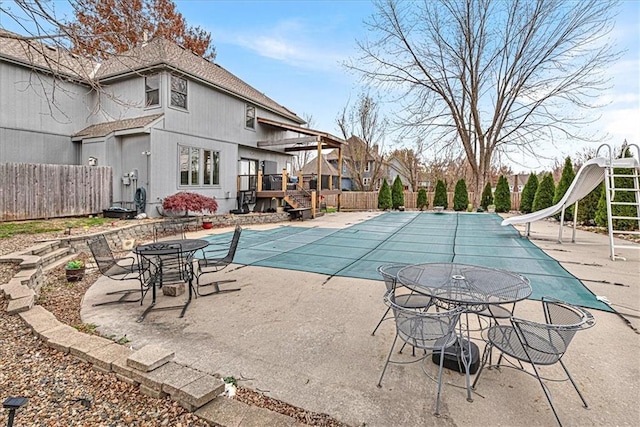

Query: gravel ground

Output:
[0, 220, 347, 427]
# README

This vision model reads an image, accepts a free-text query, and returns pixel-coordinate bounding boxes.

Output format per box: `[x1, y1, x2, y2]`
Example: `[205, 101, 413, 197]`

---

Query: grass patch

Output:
[0, 217, 112, 238]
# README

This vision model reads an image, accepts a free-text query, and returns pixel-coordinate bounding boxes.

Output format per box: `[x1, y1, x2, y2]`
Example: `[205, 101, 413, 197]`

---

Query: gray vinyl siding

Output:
[81, 134, 151, 206]
[148, 127, 239, 214]
[0, 62, 89, 163]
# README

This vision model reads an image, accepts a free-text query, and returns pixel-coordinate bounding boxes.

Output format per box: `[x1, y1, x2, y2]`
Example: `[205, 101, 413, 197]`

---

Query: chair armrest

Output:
[113, 255, 138, 268]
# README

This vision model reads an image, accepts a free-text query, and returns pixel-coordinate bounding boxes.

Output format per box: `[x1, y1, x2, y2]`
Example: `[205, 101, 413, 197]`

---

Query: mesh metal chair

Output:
[195, 225, 242, 296]
[135, 242, 194, 321]
[472, 297, 596, 426]
[377, 290, 464, 415]
[87, 234, 145, 305]
[153, 219, 186, 242]
[371, 263, 432, 336]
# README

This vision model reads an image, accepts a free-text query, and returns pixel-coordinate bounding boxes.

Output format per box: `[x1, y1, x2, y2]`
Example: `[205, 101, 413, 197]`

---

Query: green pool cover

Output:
[203, 212, 611, 311]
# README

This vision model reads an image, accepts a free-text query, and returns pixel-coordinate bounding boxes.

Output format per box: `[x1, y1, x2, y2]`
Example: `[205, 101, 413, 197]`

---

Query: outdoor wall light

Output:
[3, 396, 28, 427]
[88, 156, 97, 166]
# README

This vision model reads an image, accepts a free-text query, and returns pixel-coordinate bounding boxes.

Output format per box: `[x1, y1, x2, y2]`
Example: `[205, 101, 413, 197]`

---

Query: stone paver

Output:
[6, 295, 34, 314]
[127, 344, 175, 372]
[171, 375, 224, 411]
[18, 305, 60, 334]
[85, 343, 135, 372]
[69, 334, 113, 360]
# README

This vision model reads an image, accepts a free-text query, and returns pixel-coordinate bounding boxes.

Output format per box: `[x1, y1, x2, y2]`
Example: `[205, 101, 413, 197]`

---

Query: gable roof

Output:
[0, 29, 96, 81]
[0, 31, 303, 124]
[95, 38, 304, 124]
[73, 114, 164, 140]
[301, 155, 340, 176]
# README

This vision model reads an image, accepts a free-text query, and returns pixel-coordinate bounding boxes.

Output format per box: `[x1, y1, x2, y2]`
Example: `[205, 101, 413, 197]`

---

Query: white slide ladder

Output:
[598, 142, 640, 260]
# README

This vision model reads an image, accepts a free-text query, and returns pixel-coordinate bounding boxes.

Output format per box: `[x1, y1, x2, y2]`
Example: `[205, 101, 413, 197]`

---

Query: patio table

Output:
[397, 262, 532, 402]
[134, 238, 208, 322]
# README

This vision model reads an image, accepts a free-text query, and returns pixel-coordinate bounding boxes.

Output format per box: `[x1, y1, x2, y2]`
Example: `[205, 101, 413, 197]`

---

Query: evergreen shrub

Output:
[453, 179, 469, 211]
[494, 175, 511, 213]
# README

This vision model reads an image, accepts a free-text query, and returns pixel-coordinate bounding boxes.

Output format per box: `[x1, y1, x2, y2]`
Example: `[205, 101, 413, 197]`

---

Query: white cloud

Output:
[216, 18, 347, 71]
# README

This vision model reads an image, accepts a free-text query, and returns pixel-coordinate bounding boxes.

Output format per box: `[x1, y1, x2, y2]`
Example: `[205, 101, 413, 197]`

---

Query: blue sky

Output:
[1, 0, 639, 172]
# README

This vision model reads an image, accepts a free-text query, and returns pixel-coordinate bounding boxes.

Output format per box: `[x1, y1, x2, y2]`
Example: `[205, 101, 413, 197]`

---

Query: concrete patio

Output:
[81, 212, 640, 426]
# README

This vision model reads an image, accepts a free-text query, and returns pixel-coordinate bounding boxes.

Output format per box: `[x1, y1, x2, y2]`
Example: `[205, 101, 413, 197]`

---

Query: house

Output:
[322, 135, 386, 191]
[0, 29, 343, 216]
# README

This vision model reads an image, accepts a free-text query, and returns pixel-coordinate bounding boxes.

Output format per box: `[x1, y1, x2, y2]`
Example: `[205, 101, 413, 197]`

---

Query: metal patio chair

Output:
[87, 234, 146, 306]
[472, 297, 596, 426]
[377, 290, 464, 415]
[195, 225, 242, 296]
[371, 263, 432, 336]
[135, 242, 194, 321]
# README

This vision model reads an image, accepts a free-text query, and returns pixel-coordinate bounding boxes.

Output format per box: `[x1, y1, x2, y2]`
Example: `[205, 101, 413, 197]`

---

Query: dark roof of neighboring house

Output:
[0, 31, 303, 123]
[73, 114, 164, 140]
[301, 155, 340, 176]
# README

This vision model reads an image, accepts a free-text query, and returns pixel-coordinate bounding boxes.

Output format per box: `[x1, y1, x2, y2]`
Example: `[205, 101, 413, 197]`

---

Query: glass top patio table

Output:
[397, 262, 532, 307]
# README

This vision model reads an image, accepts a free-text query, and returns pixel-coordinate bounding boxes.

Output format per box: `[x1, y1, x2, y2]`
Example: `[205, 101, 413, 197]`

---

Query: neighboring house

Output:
[1, 29, 339, 216]
[387, 157, 412, 191]
[300, 154, 340, 190]
[325, 135, 386, 190]
[507, 174, 530, 193]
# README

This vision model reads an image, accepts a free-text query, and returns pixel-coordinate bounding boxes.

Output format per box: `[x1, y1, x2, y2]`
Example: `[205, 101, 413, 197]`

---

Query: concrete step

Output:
[43, 253, 78, 274]
[40, 247, 72, 269]
[28, 241, 61, 257]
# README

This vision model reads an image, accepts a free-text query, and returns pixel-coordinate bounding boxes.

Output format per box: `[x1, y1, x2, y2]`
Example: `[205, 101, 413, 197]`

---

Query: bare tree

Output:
[337, 92, 388, 190]
[348, 0, 620, 203]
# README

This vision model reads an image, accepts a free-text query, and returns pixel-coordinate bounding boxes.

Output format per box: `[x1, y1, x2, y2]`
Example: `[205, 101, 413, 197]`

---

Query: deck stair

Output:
[599, 142, 640, 260]
[284, 188, 314, 220]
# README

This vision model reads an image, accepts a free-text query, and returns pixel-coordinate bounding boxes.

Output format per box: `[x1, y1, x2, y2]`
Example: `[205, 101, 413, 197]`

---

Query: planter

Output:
[65, 267, 85, 282]
[202, 221, 213, 230]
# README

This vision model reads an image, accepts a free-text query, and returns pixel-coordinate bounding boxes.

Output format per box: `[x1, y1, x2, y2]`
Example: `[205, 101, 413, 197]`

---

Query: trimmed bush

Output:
[433, 179, 448, 209]
[162, 191, 218, 215]
[391, 175, 405, 209]
[453, 179, 469, 211]
[494, 175, 511, 213]
[532, 173, 555, 212]
[417, 187, 428, 211]
[519, 173, 539, 214]
[553, 157, 576, 220]
[480, 181, 493, 210]
[378, 178, 392, 210]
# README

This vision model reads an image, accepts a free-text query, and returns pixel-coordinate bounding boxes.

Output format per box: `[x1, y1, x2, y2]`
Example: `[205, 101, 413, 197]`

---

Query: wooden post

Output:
[337, 147, 343, 211]
[257, 170, 263, 192]
[317, 140, 322, 208]
[311, 190, 317, 218]
[281, 168, 287, 191]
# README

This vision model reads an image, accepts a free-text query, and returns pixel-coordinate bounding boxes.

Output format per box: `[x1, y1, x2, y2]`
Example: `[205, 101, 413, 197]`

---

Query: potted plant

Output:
[65, 260, 85, 282]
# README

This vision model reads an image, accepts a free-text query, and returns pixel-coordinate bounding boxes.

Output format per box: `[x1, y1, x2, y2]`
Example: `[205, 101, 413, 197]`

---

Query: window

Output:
[363, 177, 371, 186]
[364, 161, 372, 172]
[171, 75, 187, 109]
[179, 145, 219, 186]
[145, 74, 160, 107]
[245, 104, 255, 129]
[204, 150, 220, 185]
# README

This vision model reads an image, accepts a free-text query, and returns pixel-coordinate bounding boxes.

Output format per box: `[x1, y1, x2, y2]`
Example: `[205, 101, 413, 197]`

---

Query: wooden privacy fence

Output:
[338, 191, 521, 211]
[0, 163, 112, 221]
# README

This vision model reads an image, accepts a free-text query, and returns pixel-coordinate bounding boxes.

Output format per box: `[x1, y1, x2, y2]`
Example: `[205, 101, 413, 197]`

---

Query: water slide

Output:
[502, 156, 638, 240]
